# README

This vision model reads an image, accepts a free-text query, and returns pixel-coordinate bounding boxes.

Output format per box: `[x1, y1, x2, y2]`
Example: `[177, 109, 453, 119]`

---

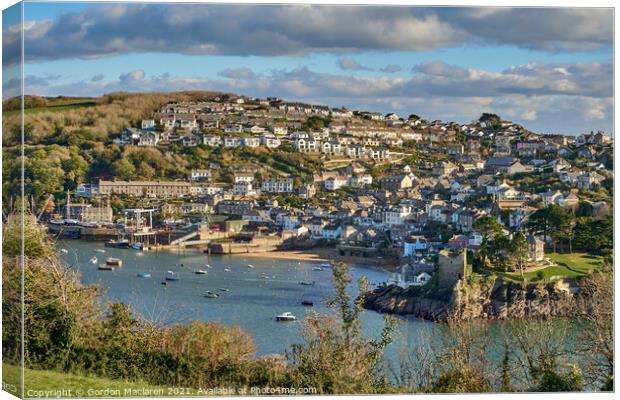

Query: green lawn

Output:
[547, 253, 604, 274]
[1, 363, 200, 398]
[504, 253, 603, 282]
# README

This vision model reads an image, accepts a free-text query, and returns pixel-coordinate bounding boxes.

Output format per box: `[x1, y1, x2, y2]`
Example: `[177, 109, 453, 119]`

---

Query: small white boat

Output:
[136, 272, 151, 278]
[131, 242, 143, 250]
[224, 268, 231, 272]
[219, 288, 230, 292]
[165, 271, 179, 281]
[320, 263, 331, 268]
[203, 264, 212, 269]
[276, 312, 297, 321]
[60, 248, 69, 254]
[136, 252, 144, 256]
[90, 257, 98, 264]
[247, 264, 255, 269]
[194, 269, 208, 275]
[203, 291, 219, 298]
[94, 249, 106, 253]
[313, 267, 324, 271]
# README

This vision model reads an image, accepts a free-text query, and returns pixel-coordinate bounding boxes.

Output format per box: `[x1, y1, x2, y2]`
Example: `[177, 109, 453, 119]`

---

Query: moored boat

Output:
[131, 242, 143, 250]
[194, 269, 208, 275]
[312, 266, 324, 271]
[90, 256, 98, 264]
[301, 300, 314, 306]
[299, 281, 315, 286]
[165, 271, 179, 281]
[105, 257, 122, 267]
[203, 291, 219, 298]
[137, 272, 151, 278]
[275, 312, 297, 321]
[105, 238, 130, 248]
[98, 264, 114, 271]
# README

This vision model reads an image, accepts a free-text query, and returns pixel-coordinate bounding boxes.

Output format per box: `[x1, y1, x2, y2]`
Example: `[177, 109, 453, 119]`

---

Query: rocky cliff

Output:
[363, 277, 581, 321]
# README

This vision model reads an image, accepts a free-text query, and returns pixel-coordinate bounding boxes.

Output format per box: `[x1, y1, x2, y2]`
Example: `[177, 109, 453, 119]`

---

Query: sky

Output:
[1, 2, 614, 135]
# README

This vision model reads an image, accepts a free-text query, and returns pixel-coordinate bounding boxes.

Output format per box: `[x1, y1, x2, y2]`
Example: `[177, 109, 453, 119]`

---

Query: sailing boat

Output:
[300, 267, 315, 306]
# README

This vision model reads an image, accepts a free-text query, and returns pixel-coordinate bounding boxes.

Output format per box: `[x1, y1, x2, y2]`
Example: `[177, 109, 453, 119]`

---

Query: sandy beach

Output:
[242, 247, 400, 272]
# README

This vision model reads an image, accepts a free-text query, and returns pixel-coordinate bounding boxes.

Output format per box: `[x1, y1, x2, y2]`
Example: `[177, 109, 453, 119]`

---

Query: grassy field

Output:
[3, 98, 97, 117]
[547, 252, 604, 273]
[504, 253, 603, 282]
[1, 363, 202, 398]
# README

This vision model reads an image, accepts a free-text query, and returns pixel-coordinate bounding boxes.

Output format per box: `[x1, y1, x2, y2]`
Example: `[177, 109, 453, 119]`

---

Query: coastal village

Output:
[43, 93, 613, 289]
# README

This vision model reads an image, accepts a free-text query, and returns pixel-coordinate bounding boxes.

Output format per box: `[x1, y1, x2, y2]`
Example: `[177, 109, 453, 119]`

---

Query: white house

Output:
[539, 190, 563, 206]
[322, 224, 343, 240]
[203, 135, 222, 147]
[271, 125, 288, 136]
[261, 178, 294, 193]
[141, 119, 156, 130]
[233, 173, 255, 183]
[224, 137, 241, 148]
[233, 181, 256, 196]
[190, 169, 211, 181]
[260, 133, 281, 148]
[138, 132, 159, 146]
[324, 177, 347, 191]
[384, 205, 412, 227]
[224, 124, 243, 133]
[403, 236, 428, 256]
[242, 136, 261, 148]
[350, 174, 373, 187]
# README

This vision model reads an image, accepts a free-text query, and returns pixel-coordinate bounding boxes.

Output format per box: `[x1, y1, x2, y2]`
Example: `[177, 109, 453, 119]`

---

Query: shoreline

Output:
[239, 247, 400, 272]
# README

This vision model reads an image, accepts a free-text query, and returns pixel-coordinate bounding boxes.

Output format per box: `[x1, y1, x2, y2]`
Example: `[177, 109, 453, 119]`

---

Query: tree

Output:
[473, 216, 503, 268]
[575, 201, 593, 217]
[489, 234, 511, 271]
[576, 269, 613, 389]
[510, 232, 529, 276]
[527, 205, 573, 252]
[287, 262, 399, 393]
[111, 158, 136, 180]
[478, 113, 502, 131]
[473, 215, 502, 239]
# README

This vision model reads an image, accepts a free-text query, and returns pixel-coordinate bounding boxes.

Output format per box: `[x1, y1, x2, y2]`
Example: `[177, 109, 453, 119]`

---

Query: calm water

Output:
[58, 240, 437, 360]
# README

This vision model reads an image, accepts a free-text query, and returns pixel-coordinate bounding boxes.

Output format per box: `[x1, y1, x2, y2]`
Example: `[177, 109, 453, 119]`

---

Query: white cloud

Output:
[585, 108, 605, 120]
[119, 69, 145, 84]
[337, 58, 373, 71]
[521, 110, 538, 121]
[3, 5, 612, 64]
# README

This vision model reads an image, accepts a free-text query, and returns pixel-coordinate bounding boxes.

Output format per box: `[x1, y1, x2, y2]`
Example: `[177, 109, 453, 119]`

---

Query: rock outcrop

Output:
[364, 277, 581, 321]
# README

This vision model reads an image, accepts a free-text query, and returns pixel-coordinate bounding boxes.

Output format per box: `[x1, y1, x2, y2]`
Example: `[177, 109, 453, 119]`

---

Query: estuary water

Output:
[58, 240, 438, 360]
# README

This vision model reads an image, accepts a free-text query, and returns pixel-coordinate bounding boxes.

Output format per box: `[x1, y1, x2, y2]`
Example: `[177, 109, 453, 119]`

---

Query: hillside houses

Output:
[85, 95, 613, 284]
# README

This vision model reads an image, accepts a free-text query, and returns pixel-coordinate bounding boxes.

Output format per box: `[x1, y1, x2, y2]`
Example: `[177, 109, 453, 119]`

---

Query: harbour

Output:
[57, 239, 434, 359]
